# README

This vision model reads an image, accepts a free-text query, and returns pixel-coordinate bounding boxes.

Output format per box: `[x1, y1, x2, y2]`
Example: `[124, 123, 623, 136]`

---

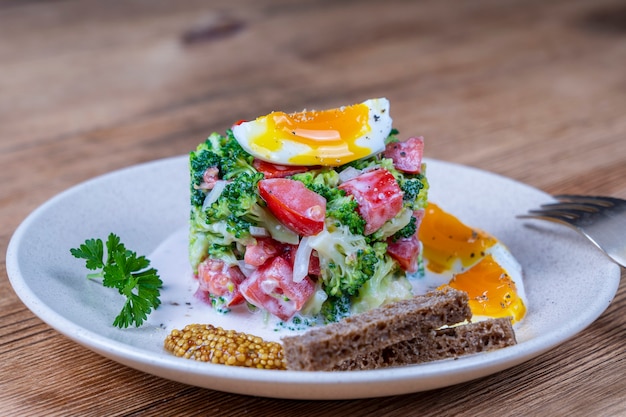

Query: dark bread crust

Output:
[334, 317, 517, 371]
[282, 288, 472, 371]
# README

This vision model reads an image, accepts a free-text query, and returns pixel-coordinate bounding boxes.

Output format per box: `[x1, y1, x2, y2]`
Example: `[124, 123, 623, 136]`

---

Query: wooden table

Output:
[1, 0, 625, 415]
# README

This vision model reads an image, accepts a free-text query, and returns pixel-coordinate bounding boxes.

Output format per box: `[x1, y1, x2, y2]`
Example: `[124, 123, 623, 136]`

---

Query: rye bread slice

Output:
[282, 288, 471, 371]
[334, 316, 517, 371]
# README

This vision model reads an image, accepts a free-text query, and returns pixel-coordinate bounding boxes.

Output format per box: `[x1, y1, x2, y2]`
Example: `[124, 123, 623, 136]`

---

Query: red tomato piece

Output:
[308, 252, 321, 276]
[244, 237, 281, 267]
[387, 234, 421, 273]
[384, 136, 424, 174]
[239, 256, 315, 321]
[197, 258, 246, 306]
[258, 178, 326, 236]
[338, 168, 403, 235]
[253, 159, 313, 179]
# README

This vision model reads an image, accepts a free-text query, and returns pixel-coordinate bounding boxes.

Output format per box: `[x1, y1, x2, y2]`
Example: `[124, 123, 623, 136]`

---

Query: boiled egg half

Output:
[231, 98, 392, 166]
[416, 203, 527, 323]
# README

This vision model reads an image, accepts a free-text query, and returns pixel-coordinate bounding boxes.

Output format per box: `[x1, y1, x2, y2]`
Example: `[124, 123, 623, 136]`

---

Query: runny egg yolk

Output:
[419, 203, 526, 323]
[257, 105, 371, 165]
[444, 256, 526, 322]
[232, 98, 392, 166]
[418, 203, 497, 274]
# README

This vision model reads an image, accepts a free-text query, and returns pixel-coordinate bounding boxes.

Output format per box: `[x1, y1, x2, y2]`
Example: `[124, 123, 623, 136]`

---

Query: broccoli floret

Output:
[307, 224, 387, 298]
[391, 215, 417, 241]
[207, 243, 240, 266]
[219, 130, 257, 180]
[320, 294, 352, 323]
[189, 131, 259, 208]
[310, 224, 413, 320]
[351, 254, 413, 314]
[206, 172, 263, 219]
[189, 207, 240, 272]
[291, 168, 340, 193]
[292, 169, 366, 235]
[398, 174, 428, 210]
[189, 147, 221, 207]
[326, 195, 366, 235]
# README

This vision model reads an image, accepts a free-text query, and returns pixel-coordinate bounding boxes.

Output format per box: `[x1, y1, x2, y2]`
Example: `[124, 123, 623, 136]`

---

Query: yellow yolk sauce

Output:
[419, 203, 497, 273]
[446, 255, 526, 322]
[419, 203, 526, 323]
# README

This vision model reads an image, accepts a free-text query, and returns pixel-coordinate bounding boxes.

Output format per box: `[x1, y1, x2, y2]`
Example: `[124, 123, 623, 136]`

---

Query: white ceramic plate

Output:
[6, 156, 620, 400]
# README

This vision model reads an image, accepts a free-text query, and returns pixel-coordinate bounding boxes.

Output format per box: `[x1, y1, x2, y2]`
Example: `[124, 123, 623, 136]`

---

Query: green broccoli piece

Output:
[320, 294, 352, 323]
[291, 168, 340, 194]
[398, 174, 428, 211]
[350, 254, 413, 314]
[189, 147, 221, 207]
[205, 172, 263, 219]
[207, 243, 240, 266]
[188, 131, 259, 208]
[307, 224, 387, 298]
[326, 195, 366, 235]
[310, 224, 413, 321]
[219, 130, 257, 180]
[391, 215, 417, 241]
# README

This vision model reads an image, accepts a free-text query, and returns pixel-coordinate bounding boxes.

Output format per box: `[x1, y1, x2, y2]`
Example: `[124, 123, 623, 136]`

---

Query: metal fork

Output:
[518, 195, 626, 268]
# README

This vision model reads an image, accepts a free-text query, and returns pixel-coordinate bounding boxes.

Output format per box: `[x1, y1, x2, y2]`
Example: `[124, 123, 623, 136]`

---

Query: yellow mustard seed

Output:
[164, 324, 286, 370]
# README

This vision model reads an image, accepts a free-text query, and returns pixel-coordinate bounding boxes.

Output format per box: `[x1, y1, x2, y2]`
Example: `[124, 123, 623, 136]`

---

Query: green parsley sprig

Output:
[70, 233, 163, 328]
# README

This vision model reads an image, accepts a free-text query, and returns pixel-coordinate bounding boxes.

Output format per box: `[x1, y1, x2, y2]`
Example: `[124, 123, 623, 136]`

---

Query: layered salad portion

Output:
[188, 98, 429, 323]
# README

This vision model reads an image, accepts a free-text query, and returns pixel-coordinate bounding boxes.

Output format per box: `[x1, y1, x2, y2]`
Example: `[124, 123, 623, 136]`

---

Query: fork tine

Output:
[538, 202, 600, 213]
[554, 194, 623, 208]
[516, 199, 605, 224]
[517, 210, 579, 225]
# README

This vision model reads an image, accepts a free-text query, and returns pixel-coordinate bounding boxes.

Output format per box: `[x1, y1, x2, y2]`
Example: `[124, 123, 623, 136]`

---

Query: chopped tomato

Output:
[338, 168, 403, 235]
[197, 166, 220, 190]
[197, 258, 246, 306]
[253, 159, 313, 179]
[386, 210, 425, 272]
[258, 178, 326, 236]
[308, 252, 321, 276]
[384, 136, 424, 174]
[244, 237, 281, 267]
[239, 256, 315, 321]
[387, 234, 421, 273]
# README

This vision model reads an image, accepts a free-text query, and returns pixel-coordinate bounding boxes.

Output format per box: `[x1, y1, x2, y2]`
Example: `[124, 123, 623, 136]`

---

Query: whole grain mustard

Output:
[164, 324, 286, 370]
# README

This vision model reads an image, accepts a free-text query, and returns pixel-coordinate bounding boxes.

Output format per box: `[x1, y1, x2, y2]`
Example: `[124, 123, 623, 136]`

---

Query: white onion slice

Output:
[202, 180, 228, 210]
[237, 260, 255, 278]
[249, 226, 269, 237]
[292, 236, 313, 283]
[338, 166, 362, 183]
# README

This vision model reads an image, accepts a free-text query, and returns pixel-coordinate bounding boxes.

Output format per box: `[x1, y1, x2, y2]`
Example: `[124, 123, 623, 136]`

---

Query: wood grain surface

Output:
[1, 0, 625, 415]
